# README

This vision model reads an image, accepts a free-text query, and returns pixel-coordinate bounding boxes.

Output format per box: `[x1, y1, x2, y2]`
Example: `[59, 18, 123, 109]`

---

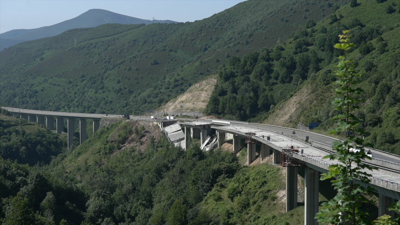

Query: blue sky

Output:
[0, 0, 246, 34]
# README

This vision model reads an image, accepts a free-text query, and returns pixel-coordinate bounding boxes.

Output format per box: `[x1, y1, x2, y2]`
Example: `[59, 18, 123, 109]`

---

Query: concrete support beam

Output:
[305, 168, 319, 225]
[190, 127, 194, 139]
[79, 118, 87, 145]
[46, 116, 54, 130]
[217, 131, 225, 148]
[286, 167, 298, 212]
[56, 117, 64, 134]
[260, 144, 270, 163]
[233, 135, 241, 153]
[379, 194, 395, 218]
[273, 149, 282, 165]
[28, 114, 36, 122]
[247, 142, 256, 165]
[37, 115, 45, 125]
[200, 128, 207, 145]
[67, 118, 75, 150]
[93, 119, 100, 133]
[185, 126, 191, 150]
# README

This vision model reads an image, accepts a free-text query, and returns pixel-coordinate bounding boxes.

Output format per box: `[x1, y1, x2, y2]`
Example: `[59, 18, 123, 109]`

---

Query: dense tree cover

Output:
[206, 0, 400, 154]
[0, 112, 65, 165]
[0, 159, 87, 224]
[46, 121, 241, 224]
[0, 0, 348, 114]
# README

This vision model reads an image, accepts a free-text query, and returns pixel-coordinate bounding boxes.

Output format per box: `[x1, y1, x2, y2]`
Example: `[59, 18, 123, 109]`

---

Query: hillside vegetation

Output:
[206, 0, 400, 154]
[0, 9, 176, 50]
[0, 0, 348, 115]
[0, 114, 308, 224]
[0, 109, 66, 165]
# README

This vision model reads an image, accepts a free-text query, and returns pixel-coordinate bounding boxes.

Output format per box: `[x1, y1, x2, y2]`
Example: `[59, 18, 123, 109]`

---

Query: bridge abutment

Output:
[305, 167, 319, 225]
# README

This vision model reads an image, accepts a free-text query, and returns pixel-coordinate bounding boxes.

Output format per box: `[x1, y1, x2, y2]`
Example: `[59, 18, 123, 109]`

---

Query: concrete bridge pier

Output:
[20, 114, 28, 120]
[200, 127, 207, 145]
[273, 149, 282, 164]
[379, 194, 396, 218]
[185, 126, 191, 150]
[233, 135, 241, 153]
[217, 131, 225, 148]
[67, 118, 75, 150]
[305, 167, 320, 225]
[260, 144, 270, 163]
[79, 118, 87, 145]
[190, 127, 194, 139]
[28, 114, 36, 122]
[56, 117, 64, 134]
[247, 142, 256, 165]
[286, 167, 298, 212]
[37, 115, 45, 125]
[93, 119, 100, 133]
[46, 116, 54, 130]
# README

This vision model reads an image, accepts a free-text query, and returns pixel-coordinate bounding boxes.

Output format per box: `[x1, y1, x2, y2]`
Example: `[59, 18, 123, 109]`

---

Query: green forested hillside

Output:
[0, 0, 348, 114]
[0, 9, 176, 50]
[0, 109, 66, 165]
[206, 0, 400, 154]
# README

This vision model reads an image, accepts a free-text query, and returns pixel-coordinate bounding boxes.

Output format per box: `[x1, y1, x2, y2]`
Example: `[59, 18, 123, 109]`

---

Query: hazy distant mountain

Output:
[0, 9, 176, 50]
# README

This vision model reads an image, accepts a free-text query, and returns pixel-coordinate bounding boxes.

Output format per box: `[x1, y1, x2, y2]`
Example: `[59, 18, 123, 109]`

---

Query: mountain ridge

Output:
[0, 9, 176, 50]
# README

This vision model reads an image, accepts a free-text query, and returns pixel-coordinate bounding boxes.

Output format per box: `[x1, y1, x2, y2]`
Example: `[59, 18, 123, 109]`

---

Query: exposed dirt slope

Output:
[155, 77, 217, 117]
[264, 84, 313, 127]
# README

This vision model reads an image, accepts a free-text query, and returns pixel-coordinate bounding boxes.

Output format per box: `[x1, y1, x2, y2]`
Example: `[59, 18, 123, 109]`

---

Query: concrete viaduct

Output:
[1, 107, 123, 150]
[180, 119, 400, 225]
[3, 107, 400, 224]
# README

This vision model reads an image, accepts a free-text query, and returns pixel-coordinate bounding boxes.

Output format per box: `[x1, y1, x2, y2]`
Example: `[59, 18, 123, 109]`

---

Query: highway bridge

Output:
[2, 107, 400, 224]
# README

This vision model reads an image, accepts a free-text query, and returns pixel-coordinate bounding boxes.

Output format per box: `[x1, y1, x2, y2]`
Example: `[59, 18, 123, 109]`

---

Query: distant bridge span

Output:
[1, 107, 124, 149]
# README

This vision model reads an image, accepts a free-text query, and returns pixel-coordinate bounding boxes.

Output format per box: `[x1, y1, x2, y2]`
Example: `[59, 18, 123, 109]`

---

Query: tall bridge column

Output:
[67, 118, 75, 150]
[190, 127, 194, 139]
[184, 126, 191, 150]
[27, 114, 36, 122]
[200, 127, 207, 145]
[233, 135, 241, 153]
[217, 131, 225, 148]
[56, 117, 64, 134]
[93, 119, 100, 133]
[247, 142, 256, 165]
[79, 118, 87, 145]
[273, 149, 282, 164]
[286, 167, 298, 212]
[379, 194, 395, 218]
[20, 114, 28, 120]
[305, 168, 319, 225]
[46, 116, 54, 130]
[37, 115, 45, 125]
[260, 144, 270, 163]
